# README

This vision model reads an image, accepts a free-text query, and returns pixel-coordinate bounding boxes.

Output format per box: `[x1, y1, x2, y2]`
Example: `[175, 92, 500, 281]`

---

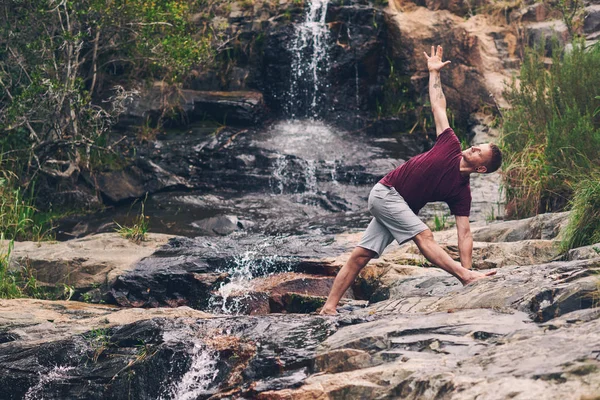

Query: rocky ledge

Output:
[1, 212, 600, 399]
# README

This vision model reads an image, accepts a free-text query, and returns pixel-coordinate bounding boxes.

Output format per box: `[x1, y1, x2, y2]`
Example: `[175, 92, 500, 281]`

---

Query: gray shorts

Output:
[358, 183, 428, 258]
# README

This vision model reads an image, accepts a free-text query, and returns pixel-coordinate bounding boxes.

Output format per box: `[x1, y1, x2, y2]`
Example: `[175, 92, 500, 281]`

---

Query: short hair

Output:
[485, 143, 502, 173]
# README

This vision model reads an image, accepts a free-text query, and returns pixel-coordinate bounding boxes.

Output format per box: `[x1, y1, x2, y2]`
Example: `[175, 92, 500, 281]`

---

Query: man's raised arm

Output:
[424, 45, 451, 136]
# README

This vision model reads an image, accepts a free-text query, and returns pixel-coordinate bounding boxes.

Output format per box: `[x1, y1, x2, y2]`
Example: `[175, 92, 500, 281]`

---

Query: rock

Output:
[263, 309, 600, 399]
[0, 299, 211, 343]
[121, 87, 267, 127]
[510, 2, 551, 23]
[191, 215, 246, 236]
[0, 314, 339, 400]
[471, 212, 570, 242]
[213, 272, 352, 314]
[88, 157, 190, 203]
[371, 258, 600, 322]
[420, 0, 488, 17]
[524, 20, 570, 54]
[4, 233, 172, 300]
[110, 233, 351, 309]
[584, 5, 600, 33]
[384, 5, 499, 130]
[563, 242, 600, 261]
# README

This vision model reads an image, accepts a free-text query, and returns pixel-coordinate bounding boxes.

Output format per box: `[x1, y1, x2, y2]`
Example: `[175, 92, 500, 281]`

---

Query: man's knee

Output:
[413, 229, 434, 247]
[352, 246, 377, 262]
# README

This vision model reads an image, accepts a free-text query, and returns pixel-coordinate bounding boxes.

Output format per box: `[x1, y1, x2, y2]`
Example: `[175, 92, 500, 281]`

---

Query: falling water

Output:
[24, 366, 75, 400]
[346, 22, 360, 110]
[165, 343, 219, 400]
[287, 0, 331, 118]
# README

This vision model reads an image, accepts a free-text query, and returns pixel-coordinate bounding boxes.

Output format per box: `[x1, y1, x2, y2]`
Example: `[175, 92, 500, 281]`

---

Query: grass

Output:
[84, 328, 112, 363]
[432, 213, 449, 231]
[561, 177, 600, 251]
[501, 39, 600, 219]
[0, 236, 60, 299]
[114, 199, 150, 243]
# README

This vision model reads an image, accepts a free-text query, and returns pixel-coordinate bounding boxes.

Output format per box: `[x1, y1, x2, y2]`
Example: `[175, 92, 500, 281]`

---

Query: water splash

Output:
[287, 0, 331, 118]
[164, 343, 219, 400]
[211, 250, 289, 314]
[24, 366, 75, 400]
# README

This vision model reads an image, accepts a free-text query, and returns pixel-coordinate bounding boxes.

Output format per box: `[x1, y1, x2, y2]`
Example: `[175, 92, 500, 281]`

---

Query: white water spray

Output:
[209, 243, 290, 314]
[24, 366, 75, 400]
[164, 343, 219, 400]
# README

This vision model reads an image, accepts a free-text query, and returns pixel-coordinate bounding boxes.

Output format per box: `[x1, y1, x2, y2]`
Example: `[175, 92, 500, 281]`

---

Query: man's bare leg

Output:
[320, 246, 377, 315]
[412, 229, 495, 285]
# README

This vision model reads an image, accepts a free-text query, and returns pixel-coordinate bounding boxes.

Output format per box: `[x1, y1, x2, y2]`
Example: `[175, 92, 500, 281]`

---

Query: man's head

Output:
[461, 143, 502, 174]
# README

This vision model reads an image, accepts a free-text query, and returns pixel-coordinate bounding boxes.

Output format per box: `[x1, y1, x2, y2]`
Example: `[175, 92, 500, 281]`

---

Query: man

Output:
[320, 45, 501, 315]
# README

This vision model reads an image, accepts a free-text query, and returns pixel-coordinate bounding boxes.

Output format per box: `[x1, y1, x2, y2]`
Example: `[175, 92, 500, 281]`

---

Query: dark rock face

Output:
[0, 316, 342, 400]
[120, 89, 267, 128]
[109, 233, 351, 310]
[261, 1, 388, 125]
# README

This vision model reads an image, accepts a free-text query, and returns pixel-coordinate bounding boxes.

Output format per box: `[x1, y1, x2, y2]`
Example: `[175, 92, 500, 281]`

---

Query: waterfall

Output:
[164, 343, 219, 400]
[287, 0, 331, 119]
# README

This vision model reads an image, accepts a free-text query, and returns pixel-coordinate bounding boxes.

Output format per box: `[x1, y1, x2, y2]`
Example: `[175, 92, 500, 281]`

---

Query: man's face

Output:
[462, 143, 492, 172]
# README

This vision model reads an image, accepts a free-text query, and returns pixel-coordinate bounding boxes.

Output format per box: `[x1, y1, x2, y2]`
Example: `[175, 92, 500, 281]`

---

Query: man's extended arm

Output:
[455, 215, 473, 270]
[424, 46, 451, 136]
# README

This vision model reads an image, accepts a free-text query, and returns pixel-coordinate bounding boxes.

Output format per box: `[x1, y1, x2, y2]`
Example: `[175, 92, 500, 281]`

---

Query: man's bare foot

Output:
[462, 270, 496, 286]
[318, 306, 338, 315]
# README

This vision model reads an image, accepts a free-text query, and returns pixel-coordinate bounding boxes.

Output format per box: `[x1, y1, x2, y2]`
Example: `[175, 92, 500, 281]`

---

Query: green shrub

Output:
[0, 163, 47, 241]
[561, 177, 600, 251]
[501, 39, 600, 218]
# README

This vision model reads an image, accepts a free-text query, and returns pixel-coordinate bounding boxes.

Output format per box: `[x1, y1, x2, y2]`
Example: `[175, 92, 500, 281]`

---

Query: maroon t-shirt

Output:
[379, 128, 471, 216]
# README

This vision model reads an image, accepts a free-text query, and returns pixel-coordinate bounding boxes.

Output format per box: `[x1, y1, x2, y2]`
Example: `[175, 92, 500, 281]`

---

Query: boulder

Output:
[563, 242, 600, 261]
[510, 2, 551, 23]
[191, 215, 248, 236]
[371, 258, 600, 322]
[121, 87, 267, 127]
[4, 233, 172, 301]
[584, 5, 600, 34]
[471, 212, 570, 242]
[524, 20, 570, 53]
[88, 157, 190, 203]
[109, 234, 350, 309]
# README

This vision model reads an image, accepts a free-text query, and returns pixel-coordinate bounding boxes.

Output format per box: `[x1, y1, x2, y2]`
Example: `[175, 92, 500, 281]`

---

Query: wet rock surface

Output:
[3, 212, 600, 399]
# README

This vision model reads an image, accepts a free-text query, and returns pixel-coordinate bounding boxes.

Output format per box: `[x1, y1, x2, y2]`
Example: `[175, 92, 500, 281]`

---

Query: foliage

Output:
[0, 156, 49, 241]
[431, 213, 449, 231]
[84, 328, 112, 362]
[554, 0, 585, 36]
[0, 236, 55, 299]
[114, 199, 149, 243]
[0, 0, 218, 209]
[561, 177, 600, 251]
[500, 39, 600, 218]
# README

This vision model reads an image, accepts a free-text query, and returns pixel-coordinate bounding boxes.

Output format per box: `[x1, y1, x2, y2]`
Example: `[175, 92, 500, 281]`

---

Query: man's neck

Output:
[459, 157, 474, 177]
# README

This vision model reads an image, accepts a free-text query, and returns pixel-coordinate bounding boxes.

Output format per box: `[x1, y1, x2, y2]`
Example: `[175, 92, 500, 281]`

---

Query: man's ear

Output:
[476, 165, 487, 173]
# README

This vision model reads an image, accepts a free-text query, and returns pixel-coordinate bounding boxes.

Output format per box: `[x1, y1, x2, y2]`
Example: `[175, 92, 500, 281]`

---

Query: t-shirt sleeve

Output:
[447, 185, 471, 216]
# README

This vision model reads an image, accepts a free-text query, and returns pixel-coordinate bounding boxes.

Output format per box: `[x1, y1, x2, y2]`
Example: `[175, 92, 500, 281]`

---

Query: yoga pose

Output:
[320, 45, 501, 315]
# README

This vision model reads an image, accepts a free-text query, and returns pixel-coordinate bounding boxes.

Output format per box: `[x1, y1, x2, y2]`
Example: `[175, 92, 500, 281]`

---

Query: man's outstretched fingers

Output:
[484, 270, 497, 276]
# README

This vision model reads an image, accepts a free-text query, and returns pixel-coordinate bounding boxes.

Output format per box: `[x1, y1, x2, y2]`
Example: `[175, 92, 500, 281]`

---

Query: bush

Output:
[561, 177, 600, 251]
[501, 39, 600, 218]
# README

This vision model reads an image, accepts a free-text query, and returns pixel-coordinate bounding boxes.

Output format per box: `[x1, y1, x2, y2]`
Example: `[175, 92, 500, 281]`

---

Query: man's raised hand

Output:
[424, 45, 451, 72]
